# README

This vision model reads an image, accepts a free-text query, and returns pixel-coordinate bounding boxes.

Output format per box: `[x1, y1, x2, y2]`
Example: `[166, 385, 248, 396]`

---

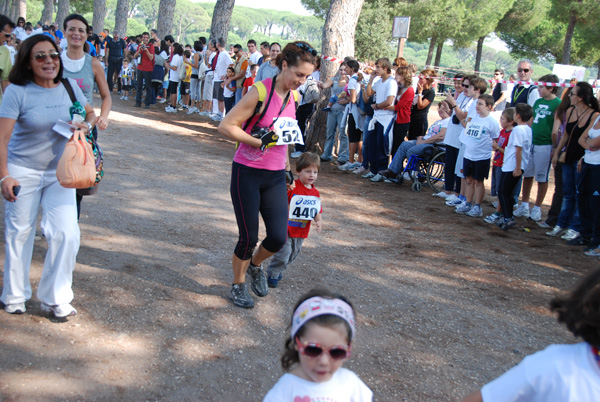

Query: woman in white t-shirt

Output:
[463, 268, 600, 402]
[165, 43, 183, 113]
[578, 115, 600, 256]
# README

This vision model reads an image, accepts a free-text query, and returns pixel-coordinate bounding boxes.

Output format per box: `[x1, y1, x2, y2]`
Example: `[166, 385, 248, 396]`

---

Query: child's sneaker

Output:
[484, 212, 502, 224]
[466, 205, 482, 217]
[267, 274, 283, 288]
[361, 171, 375, 179]
[4, 302, 25, 314]
[352, 166, 366, 174]
[123, 96, 128, 100]
[455, 203, 471, 214]
[513, 203, 530, 218]
[546, 225, 564, 236]
[165, 105, 177, 113]
[433, 191, 450, 198]
[529, 206, 542, 222]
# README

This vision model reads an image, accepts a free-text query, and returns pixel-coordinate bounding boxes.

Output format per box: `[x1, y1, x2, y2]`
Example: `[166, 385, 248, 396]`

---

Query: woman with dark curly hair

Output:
[463, 268, 600, 401]
[219, 42, 317, 309]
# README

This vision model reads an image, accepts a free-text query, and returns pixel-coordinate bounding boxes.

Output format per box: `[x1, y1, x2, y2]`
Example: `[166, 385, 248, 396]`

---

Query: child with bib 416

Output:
[267, 152, 322, 288]
[263, 288, 373, 401]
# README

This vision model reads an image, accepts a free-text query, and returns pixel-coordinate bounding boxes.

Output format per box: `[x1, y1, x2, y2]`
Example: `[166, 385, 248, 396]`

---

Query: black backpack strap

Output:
[243, 75, 278, 132]
[61, 78, 77, 104]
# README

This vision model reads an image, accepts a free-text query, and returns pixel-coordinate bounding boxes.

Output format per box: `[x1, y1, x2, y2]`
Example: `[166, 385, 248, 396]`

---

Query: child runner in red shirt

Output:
[485, 108, 516, 224]
[267, 152, 322, 288]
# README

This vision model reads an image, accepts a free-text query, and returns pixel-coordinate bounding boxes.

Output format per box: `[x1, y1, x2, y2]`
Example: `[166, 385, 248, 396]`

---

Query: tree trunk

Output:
[18, 0, 26, 20]
[305, 0, 364, 153]
[157, 0, 176, 39]
[92, 0, 106, 34]
[176, 16, 182, 42]
[425, 34, 436, 66]
[114, 0, 129, 37]
[561, 10, 577, 65]
[209, 0, 234, 43]
[9, 0, 19, 21]
[42, 0, 54, 25]
[55, 0, 70, 30]
[474, 36, 485, 73]
[434, 40, 443, 68]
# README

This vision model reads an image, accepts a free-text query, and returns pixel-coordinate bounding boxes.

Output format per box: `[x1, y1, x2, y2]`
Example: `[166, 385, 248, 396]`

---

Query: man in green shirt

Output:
[0, 14, 15, 106]
[514, 74, 561, 222]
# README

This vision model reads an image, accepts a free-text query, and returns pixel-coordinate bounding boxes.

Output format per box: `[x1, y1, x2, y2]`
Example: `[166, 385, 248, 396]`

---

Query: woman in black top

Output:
[550, 82, 600, 241]
[408, 68, 436, 141]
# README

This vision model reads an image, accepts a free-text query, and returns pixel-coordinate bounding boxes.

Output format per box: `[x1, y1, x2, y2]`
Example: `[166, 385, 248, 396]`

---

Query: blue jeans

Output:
[235, 87, 243, 105]
[557, 161, 580, 231]
[389, 141, 433, 174]
[366, 121, 388, 174]
[322, 109, 348, 162]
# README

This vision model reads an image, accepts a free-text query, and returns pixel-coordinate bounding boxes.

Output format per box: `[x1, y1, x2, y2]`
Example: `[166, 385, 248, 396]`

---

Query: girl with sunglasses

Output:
[0, 35, 94, 317]
[264, 289, 373, 401]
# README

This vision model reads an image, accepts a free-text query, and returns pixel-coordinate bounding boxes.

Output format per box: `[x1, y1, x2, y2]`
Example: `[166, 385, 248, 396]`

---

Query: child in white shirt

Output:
[456, 94, 500, 217]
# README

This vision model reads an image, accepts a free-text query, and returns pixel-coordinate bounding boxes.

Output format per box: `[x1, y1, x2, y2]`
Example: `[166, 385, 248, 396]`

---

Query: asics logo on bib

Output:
[295, 197, 317, 206]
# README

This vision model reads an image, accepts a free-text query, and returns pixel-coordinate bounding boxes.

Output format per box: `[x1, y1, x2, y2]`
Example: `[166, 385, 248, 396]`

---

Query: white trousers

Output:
[1, 163, 80, 306]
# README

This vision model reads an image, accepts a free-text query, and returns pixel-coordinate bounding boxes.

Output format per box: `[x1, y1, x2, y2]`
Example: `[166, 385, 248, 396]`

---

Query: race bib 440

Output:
[289, 195, 321, 221]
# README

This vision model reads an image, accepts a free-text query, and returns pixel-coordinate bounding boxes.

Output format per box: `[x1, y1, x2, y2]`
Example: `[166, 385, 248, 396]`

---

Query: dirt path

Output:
[0, 98, 590, 401]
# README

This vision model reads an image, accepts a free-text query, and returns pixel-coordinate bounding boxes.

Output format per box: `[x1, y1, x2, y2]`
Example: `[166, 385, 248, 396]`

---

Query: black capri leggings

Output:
[230, 162, 288, 260]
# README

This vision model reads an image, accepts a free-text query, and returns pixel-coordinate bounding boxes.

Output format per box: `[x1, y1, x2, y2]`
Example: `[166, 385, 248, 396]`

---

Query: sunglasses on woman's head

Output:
[32, 52, 60, 62]
[295, 337, 351, 360]
[296, 42, 317, 57]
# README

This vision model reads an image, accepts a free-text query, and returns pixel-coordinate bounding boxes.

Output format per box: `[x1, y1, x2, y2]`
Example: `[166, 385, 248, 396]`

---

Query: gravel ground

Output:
[0, 97, 590, 401]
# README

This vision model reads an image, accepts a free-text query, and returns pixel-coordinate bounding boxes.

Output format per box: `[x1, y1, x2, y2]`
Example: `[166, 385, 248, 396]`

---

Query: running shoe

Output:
[537, 221, 552, 229]
[499, 217, 516, 231]
[267, 274, 283, 288]
[546, 225, 564, 237]
[352, 166, 366, 174]
[165, 105, 177, 113]
[455, 203, 472, 214]
[338, 162, 354, 171]
[445, 195, 462, 206]
[484, 213, 502, 224]
[370, 173, 385, 182]
[529, 207, 542, 222]
[466, 205, 483, 217]
[433, 191, 450, 198]
[158, 98, 167, 104]
[290, 151, 303, 159]
[187, 107, 198, 114]
[561, 229, 580, 241]
[231, 283, 254, 308]
[362, 171, 375, 179]
[513, 203, 530, 218]
[248, 263, 268, 297]
[4, 302, 25, 314]
[210, 114, 223, 121]
[41, 302, 77, 318]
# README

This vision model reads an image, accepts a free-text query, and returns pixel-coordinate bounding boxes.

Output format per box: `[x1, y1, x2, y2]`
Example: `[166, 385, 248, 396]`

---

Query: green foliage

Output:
[355, 0, 394, 60]
[300, 0, 330, 19]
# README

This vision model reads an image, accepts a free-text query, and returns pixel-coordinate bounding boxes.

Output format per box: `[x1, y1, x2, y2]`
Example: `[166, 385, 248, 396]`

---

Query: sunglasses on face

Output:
[295, 337, 351, 360]
[494, 73, 501, 76]
[462, 84, 469, 88]
[517, 68, 530, 73]
[32, 52, 60, 62]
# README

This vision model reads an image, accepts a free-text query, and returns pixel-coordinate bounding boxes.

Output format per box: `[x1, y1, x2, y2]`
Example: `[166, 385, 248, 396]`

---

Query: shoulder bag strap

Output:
[61, 78, 77, 104]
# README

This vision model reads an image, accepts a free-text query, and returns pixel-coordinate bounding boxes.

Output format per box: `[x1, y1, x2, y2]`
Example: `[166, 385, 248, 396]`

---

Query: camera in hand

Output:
[251, 127, 279, 151]
[452, 114, 460, 125]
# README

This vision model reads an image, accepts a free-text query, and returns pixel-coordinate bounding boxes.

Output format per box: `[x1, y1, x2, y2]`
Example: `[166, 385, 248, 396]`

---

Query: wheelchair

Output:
[395, 145, 445, 192]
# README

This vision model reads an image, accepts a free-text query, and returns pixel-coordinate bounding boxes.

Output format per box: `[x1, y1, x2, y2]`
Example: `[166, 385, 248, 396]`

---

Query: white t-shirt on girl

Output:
[502, 124, 532, 172]
[169, 54, 183, 82]
[444, 93, 474, 148]
[481, 343, 600, 402]
[263, 368, 373, 402]
[372, 76, 398, 128]
[584, 115, 600, 165]
[223, 81, 235, 98]
[460, 114, 500, 161]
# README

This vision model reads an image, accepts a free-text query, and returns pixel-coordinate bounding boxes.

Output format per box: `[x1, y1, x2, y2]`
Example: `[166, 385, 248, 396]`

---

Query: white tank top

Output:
[584, 116, 600, 165]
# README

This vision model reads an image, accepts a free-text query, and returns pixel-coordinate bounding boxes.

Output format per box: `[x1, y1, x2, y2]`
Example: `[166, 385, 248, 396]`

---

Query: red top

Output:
[395, 87, 414, 124]
[287, 180, 322, 238]
[137, 44, 155, 72]
[493, 128, 512, 167]
[243, 76, 255, 88]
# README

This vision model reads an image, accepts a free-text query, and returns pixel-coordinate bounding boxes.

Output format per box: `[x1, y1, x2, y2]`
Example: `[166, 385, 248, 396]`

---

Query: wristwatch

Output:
[85, 121, 93, 134]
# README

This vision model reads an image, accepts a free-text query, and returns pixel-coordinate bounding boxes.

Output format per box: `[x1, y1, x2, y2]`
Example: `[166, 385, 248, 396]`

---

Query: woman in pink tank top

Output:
[218, 42, 317, 309]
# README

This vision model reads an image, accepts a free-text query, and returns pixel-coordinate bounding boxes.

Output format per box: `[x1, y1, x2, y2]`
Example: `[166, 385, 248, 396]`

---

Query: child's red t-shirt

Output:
[243, 76, 254, 89]
[493, 128, 512, 167]
[287, 179, 322, 239]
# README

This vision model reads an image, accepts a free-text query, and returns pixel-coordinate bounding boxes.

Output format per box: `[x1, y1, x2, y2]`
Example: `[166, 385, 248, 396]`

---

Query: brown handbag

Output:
[56, 129, 96, 189]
